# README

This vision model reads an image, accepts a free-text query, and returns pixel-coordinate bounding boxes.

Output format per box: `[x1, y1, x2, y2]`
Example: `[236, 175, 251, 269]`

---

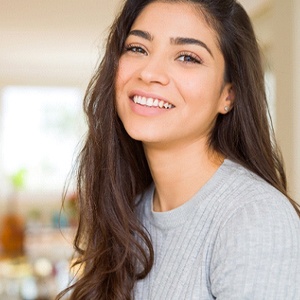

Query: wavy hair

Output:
[56, 0, 300, 299]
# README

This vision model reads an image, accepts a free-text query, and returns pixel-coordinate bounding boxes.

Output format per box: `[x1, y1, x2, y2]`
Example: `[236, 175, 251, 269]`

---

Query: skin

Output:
[116, 1, 234, 212]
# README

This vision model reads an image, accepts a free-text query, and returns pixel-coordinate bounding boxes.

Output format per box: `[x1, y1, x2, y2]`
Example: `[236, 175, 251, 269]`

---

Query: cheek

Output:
[116, 57, 134, 87]
[177, 68, 206, 90]
[115, 66, 125, 93]
[177, 75, 205, 103]
[177, 71, 222, 105]
[115, 61, 130, 116]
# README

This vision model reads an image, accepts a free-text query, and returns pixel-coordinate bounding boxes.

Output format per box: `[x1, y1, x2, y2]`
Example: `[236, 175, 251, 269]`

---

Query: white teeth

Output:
[141, 97, 147, 105]
[146, 98, 153, 106]
[133, 95, 174, 109]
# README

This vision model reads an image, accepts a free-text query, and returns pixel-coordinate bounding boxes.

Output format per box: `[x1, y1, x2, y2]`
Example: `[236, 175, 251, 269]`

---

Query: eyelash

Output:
[124, 44, 148, 55]
[177, 52, 202, 64]
[124, 44, 203, 65]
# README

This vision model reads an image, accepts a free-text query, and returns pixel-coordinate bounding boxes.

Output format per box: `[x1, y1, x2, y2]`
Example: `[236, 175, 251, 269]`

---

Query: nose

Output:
[139, 56, 170, 86]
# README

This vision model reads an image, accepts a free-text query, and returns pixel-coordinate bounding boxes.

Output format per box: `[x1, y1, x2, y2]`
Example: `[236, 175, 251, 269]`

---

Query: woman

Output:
[57, 0, 300, 299]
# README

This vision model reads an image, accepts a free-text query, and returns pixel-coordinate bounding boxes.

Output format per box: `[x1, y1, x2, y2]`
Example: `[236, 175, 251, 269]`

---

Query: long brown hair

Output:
[56, 0, 299, 299]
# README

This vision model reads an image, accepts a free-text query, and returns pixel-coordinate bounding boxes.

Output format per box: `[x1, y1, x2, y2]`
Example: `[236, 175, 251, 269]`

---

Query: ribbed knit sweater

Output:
[134, 159, 300, 299]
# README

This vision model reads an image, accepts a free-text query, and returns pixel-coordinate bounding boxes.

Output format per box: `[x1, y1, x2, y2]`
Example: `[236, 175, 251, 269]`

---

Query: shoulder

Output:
[214, 159, 300, 257]
[214, 162, 300, 274]
[210, 160, 300, 299]
[221, 159, 282, 197]
[217, 159, 299, 227]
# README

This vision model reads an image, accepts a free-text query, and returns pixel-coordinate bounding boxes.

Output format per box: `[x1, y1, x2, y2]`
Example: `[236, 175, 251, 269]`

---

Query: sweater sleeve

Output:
[210, 195, 300, 300]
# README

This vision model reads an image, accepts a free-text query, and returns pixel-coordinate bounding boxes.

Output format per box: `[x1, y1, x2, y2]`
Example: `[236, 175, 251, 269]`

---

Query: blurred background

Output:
[0, 0, 299, 299]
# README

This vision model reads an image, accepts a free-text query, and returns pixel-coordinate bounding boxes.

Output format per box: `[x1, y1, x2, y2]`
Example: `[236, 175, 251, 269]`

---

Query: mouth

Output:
[131, 95, 175, 109]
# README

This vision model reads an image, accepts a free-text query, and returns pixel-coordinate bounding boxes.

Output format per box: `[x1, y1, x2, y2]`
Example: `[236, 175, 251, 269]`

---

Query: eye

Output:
[124, 44, 148, 55]
[177, 52, 202, 64]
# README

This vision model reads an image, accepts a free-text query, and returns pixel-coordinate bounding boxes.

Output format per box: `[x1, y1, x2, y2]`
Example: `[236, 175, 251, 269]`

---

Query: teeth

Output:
[146, 98, 153, 106]
[133, 95, 174, 109]
[141, 97, 147, 105]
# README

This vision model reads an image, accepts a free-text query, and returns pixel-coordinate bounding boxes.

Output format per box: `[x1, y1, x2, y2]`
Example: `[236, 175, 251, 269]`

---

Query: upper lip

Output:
[129, 90, 175, 106]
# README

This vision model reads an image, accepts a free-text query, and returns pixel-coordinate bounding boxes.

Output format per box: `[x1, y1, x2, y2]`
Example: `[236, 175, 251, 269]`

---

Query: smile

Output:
[133, 95, 175, 109]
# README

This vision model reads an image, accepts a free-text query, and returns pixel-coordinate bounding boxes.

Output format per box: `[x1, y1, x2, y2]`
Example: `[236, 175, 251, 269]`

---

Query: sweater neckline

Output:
[144, 159, 235, 230]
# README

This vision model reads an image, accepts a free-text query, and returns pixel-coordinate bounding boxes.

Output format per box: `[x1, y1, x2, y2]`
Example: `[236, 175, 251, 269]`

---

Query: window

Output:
[0, 86, 85, 196]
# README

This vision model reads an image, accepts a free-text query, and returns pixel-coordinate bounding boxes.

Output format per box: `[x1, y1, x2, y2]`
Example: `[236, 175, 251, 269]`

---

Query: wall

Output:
[292, 0, 300, 202]
[272, 0, 300, 201]
[253, 0, 300, 202]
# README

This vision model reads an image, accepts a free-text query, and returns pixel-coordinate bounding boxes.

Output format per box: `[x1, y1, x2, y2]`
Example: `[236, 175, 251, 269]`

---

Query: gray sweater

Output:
[134, 159, 300, 299]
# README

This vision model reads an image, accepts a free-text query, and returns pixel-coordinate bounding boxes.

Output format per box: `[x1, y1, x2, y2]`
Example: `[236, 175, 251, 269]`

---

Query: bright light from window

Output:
[0, 86, 85, 193]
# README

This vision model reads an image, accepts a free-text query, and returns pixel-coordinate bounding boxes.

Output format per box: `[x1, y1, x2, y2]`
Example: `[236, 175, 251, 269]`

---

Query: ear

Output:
[219, 83, 235, 114]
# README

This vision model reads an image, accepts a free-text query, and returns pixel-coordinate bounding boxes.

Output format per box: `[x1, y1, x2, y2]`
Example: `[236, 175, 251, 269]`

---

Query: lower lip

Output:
[129, 100, 173, 117]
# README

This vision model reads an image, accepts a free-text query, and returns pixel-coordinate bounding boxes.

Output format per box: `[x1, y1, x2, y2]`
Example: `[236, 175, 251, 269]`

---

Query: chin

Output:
[129, 132, 160, 144]
[125, 128, 161, 144]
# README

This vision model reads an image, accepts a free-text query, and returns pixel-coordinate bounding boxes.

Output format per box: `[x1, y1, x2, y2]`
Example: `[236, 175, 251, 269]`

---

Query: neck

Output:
[143, 141, 224, 212]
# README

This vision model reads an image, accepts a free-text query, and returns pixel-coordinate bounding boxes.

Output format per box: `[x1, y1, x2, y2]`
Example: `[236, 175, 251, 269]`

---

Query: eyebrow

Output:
[128, 29, 214, 58]
[171, 37, 213, 58]
[128, 30, 153, 41]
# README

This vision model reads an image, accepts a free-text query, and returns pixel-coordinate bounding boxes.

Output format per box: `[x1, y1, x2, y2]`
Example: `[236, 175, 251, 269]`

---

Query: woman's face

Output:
[116, 1, 232, 150]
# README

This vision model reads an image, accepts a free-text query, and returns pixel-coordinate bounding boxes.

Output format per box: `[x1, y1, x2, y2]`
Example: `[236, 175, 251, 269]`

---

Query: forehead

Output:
[130, 1, 220, 47]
